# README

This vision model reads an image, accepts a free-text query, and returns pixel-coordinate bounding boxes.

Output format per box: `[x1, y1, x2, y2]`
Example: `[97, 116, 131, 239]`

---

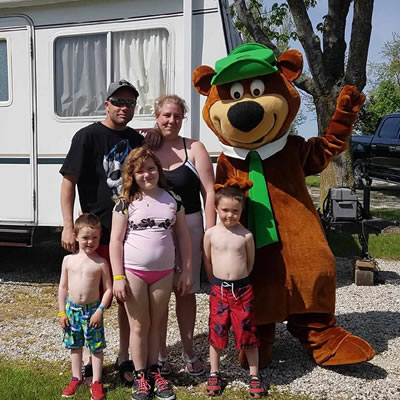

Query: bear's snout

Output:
[227, 101, 264, 132]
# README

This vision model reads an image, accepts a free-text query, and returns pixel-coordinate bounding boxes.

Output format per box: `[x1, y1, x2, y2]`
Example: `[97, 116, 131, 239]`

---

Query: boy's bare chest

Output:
[68, 260, 101, 281]
[212, 232, 246, 253]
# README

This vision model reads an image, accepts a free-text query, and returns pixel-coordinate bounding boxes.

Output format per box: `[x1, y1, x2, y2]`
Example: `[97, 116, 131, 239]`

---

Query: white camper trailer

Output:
[0, 0, 240, 245]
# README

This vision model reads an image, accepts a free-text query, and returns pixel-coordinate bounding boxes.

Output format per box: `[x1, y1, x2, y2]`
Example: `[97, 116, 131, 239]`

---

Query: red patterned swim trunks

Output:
[208, 276, 260, 350]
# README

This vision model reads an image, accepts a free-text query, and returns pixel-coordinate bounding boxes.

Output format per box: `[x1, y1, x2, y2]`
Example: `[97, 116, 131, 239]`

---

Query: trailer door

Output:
[0, 16, 36, 224]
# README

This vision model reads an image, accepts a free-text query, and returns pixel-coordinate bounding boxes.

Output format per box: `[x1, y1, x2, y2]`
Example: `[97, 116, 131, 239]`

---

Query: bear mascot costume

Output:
[192, 43, 375, 368]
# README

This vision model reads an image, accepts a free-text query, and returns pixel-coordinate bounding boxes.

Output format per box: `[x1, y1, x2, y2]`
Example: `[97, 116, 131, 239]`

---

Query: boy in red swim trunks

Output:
[203, 186, 267, 398]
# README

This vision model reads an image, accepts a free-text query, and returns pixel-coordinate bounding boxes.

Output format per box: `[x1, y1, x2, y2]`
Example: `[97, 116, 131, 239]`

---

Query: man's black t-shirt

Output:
[60, 122, 144, 244]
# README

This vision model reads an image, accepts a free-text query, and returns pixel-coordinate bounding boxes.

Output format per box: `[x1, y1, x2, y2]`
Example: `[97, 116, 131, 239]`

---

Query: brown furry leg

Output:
[287, 313, 375, 366]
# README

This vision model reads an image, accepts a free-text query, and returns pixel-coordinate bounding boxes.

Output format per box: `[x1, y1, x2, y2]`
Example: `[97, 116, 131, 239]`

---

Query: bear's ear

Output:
[192, 65, 215, 96]
[277, 50, 303, 82]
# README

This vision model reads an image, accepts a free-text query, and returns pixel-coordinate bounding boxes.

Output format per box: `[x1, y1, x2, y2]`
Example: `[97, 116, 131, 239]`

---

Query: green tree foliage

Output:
[231, 0, 374, 203]
[375, 33, 400, 84]
[229, 1, 317, 132]
[356, 80, 400, 134]
[231, 1, 293, 51]
[230, 1, 316, 52]
[355, 33, 400, 134]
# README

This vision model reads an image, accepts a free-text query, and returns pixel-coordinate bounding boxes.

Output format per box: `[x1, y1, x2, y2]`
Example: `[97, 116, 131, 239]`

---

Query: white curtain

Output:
[112, 28, 169, 115]
[55, 34, 107, 117]
[54, 28, 168, 117]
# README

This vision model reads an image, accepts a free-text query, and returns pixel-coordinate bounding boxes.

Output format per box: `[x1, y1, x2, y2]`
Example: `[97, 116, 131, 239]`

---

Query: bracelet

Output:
[98, 305, 106, 313]
[58, 311, 66, 318]
[113, 275, 126, 281]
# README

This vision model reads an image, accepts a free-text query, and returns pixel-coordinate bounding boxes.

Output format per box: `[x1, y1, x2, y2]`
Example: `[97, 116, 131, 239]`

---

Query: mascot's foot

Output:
[239, 323, 275, 369]
[306, 326, 375, 366]
[287, 314, 375, 366]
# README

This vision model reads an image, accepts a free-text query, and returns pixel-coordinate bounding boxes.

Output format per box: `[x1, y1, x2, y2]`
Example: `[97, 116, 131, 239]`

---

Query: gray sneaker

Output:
[132, 370, 151, 400]
[149, 366, 176, 400]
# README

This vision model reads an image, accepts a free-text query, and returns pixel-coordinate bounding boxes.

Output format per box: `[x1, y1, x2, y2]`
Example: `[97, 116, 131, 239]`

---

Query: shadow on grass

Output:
[327, 231, 400, 288]
[264, 309, 394, 386]
[161, 332, 210, 387]
[327, 232, 361, 259]
[375, 269, 400, 284]
[325, 362, 387, 379]
[336, 311, 400, 356]
[0, 228, 66, 284]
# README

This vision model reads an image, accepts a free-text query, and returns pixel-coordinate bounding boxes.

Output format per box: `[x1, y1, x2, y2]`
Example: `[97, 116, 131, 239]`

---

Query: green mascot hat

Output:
[210, 43, 278, 86]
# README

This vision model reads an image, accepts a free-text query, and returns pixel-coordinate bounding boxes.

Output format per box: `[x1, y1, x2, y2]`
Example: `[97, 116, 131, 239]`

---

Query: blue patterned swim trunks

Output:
[63, 297, 106, 354]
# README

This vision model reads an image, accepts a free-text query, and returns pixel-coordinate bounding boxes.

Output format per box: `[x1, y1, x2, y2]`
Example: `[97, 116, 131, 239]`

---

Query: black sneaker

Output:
[248, 375, 267, 398]
[206, 373, 222, 396]
[149, 365, 176, 400]
[132, 370, 151, 400]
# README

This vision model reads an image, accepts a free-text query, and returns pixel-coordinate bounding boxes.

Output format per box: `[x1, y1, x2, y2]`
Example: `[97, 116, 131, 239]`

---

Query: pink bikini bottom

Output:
[125, 267, 174, 284]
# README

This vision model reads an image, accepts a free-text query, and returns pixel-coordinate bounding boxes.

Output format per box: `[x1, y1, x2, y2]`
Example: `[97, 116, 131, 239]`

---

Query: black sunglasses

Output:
[108, 97, 137, 108]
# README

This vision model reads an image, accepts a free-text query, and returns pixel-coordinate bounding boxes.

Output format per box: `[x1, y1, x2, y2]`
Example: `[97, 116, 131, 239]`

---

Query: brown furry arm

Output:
[215, 153, 253, 192]
[302, 85, 365, 175]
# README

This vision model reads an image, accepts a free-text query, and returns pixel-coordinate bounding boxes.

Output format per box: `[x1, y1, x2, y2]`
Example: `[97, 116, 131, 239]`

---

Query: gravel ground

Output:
[0, 244, 400, 399]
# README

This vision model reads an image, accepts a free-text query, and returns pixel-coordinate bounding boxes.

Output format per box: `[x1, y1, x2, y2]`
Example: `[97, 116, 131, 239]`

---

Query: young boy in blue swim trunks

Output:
[58, 213, 112, 400]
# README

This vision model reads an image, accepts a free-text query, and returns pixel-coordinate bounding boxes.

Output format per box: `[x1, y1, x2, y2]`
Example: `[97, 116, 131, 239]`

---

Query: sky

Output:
[291, 1, 400, 139]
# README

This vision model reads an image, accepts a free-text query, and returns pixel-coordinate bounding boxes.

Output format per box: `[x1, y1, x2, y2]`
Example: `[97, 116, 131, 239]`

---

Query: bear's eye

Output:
[230, 83, 244, 100]
[250, 80, 265, 97]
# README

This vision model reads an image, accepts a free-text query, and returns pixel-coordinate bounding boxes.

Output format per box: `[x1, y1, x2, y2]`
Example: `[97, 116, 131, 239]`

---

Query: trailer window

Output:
[55, 34, 107, 117]
[112, 29, 169, 115]
[0, 39, 9, 102]
[54, 28, 169, 118]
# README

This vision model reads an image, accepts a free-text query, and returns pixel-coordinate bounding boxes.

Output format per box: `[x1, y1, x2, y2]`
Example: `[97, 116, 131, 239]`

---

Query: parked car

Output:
[351, 113, 400, 187]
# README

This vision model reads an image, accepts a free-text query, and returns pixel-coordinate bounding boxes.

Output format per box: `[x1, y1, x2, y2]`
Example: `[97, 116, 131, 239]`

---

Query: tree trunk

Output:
[315, 90, 355, 208]
[320, 151, 355, 208]
[232, 0, 374, 207]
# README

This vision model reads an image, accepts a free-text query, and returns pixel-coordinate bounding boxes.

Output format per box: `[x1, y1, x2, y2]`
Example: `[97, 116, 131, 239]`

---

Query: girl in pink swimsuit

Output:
[110, 147, 192, 400]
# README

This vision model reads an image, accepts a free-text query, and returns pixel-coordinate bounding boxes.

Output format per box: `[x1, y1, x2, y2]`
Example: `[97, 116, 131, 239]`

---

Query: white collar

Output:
[219, 129, 290, 160]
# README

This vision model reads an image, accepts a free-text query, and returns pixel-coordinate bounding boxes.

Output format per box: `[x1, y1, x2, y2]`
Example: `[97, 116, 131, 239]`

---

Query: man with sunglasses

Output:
[60, 79, 160, 387]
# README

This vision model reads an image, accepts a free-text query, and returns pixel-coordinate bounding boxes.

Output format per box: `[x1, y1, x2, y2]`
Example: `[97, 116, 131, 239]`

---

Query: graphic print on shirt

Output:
[103, 139, 131, 197]
[127, 218, 173, 230]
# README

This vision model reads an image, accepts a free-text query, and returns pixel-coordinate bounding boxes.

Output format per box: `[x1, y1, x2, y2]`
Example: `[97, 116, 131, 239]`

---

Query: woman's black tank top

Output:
[163, 138, 202, 215]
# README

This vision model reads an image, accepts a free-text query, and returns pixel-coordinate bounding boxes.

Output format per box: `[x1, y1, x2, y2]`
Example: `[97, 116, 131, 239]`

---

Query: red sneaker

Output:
[90, 381, 105, 400]
[248, 375, 267, 398]
[206, 373, 222, 396]
[61, 377, 82, 397]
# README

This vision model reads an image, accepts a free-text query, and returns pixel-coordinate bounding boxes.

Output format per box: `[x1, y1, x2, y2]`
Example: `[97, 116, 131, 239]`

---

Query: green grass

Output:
[369, 208, 400, 259]
[327, 231, 400, 260]
[0, 359, 68, 400]
[370, 208, 400, 220]
[0, 359, 312, 400]
[305, 175, 320, 187]
[304, 175, 400, 260]
[326, 208, 400, 260]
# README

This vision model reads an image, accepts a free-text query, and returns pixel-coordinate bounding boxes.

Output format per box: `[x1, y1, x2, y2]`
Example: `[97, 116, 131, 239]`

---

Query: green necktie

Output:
[248, 151, 279, 248]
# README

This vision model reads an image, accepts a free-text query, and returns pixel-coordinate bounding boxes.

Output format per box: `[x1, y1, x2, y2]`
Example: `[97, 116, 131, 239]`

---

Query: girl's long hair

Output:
[120, 146, 169, 202]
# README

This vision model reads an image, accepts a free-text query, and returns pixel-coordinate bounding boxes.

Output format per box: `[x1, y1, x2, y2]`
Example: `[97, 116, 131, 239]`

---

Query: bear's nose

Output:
[227, 101, 264, 132]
